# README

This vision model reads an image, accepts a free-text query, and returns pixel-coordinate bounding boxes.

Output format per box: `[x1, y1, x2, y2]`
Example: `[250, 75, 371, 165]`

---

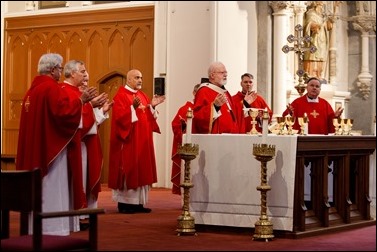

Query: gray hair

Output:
[37, 53, 63, 74]
[207, 61, 225, 77]
[63, 60, 85, 78]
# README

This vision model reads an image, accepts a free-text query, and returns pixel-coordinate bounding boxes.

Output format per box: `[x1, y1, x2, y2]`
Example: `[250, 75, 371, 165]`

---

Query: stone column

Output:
[351, 10, 376, 99]
[269, 1, 293, 116]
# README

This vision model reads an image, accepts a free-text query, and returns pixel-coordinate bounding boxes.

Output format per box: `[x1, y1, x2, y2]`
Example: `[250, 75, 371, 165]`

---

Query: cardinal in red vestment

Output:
[192, 62, 239, 134]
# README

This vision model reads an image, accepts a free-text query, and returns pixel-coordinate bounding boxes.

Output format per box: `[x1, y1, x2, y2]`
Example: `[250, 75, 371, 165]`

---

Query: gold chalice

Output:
[276, 117, 286, 135]
[298, 117, 308, 135]
[343, 118, 353, 135]
[347, 119, 354, 134]
[341, 118, 348, 135]
[333, 118, 342, 135]
[285, 116, 296, 135]
[248, 109, 259, 135]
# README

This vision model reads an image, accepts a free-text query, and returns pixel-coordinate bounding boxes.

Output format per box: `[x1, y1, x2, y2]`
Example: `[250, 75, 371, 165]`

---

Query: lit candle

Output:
[262, 107, 269, 143]
[304, 113, 309, 135]
[186, 107, 193, 144]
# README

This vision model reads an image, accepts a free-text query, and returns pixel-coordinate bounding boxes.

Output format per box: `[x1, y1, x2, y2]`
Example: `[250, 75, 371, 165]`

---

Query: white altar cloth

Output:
[188, 134, 298, 231]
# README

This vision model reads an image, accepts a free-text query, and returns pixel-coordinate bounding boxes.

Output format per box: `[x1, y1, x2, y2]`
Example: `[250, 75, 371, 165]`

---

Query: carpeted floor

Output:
[69, 185, 376, 251]
[7, 185, 376, 251]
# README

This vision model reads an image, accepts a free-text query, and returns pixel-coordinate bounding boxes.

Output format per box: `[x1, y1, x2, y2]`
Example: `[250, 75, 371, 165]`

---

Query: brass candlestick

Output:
[252, 143, 276, 242]
[176, 143, 199, 236]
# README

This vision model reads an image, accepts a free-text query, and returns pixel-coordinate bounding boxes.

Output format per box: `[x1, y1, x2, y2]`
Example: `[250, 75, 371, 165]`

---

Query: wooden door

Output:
[2, 6, 155, 181]
[98, 74, 126, 183]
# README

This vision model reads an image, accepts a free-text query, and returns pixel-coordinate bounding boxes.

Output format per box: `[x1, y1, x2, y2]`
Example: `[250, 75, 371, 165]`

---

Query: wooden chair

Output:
[1, 169, 105, 251]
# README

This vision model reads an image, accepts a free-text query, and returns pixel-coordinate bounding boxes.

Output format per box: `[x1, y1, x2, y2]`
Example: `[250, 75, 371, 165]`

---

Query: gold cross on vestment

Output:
[282, 24, 317, 96]
[310, 110, 319, 118]
[24, 96, 30, 112]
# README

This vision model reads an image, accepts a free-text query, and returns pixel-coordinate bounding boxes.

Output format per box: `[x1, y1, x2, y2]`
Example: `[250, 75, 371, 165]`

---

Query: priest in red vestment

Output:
[108, 69, 166, 214]
[60, 60, 94, 211]
[79, 73, 113, 228]
[232, 73, 272, 134]
[170, 84, 200, 195]
[16, 53, 96, 235]
[282, 77, 344, 134]
[193, 62, 239, 134]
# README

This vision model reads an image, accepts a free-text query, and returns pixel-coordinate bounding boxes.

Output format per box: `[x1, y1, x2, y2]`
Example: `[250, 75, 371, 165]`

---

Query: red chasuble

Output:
[282, 94, 336, 135]
[192, 83, 239, 134]
[232, 91, 273, 134]
[108, 87, 160, 190]
[170, 101, 194, 195]
[59, 83, 87, 209]
[16, 75, 84, 208]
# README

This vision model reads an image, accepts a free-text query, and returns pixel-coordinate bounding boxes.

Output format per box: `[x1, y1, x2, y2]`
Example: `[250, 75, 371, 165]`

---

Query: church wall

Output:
[1, 1, 375, 189]
[154, 1, 213, 187]
[215, 1, 258, 96]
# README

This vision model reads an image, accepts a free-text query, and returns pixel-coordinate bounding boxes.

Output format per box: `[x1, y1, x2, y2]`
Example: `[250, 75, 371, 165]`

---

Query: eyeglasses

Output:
[54, 66, 63, 71]
[213, 71, 227, 75]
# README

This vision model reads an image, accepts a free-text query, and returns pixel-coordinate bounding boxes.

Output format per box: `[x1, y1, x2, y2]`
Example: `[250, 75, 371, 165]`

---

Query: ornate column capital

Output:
[269, 1, 293, 13]
[292, 2, 308, 15]
[351, 15, 376, 33]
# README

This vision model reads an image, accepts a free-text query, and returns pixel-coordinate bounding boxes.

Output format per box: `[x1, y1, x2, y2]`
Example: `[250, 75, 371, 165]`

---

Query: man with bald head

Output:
[108, 69, 166, 214]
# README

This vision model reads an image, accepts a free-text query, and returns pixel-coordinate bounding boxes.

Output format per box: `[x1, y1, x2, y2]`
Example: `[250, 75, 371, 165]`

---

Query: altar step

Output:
[304, 206, 362, 229]
[290, 220, 376, 239]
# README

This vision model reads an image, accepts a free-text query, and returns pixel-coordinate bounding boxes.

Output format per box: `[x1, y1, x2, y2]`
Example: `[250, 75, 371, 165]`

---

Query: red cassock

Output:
[232, 91, 273, 133]
[108, 87, 160, 190]
[192, 84, 239, 134]
[16, 76, 85, 209]
[170, 101, 194, 195]
[282, 95, 336, 135]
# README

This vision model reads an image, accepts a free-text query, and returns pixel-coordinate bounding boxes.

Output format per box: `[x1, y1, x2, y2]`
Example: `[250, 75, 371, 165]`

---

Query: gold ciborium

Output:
[252, 143, 276, 242]
[276, 117, 286, 135]
[248, 109, 259, 135]
[176, 143, 199, 236]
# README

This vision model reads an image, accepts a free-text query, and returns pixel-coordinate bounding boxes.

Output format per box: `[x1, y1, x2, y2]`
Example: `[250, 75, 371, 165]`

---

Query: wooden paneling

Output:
[293, 136, 376, 236]
[2, 6, 154, 184]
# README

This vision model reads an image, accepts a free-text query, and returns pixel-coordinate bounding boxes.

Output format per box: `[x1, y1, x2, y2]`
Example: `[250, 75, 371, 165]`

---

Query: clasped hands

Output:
[80, 87, 97, 104]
